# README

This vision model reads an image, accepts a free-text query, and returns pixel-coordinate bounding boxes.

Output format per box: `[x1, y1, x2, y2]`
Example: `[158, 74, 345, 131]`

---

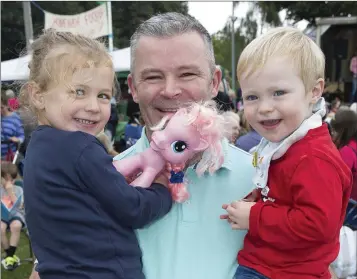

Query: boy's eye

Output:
[244, 95, 258, 101]
[273, 90, 286, 96]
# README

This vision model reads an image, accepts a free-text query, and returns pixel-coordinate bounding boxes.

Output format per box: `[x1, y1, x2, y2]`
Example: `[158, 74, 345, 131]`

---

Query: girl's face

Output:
[37, 67, 114, 136]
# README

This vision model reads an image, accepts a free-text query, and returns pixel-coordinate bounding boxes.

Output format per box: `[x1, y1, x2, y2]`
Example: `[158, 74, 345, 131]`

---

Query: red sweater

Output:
[238, 125, 352, 279]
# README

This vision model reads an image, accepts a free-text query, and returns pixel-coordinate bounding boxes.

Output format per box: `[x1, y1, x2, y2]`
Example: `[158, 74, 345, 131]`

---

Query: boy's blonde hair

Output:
[19, 29, 116, 116]
[237, 27, 325, 91]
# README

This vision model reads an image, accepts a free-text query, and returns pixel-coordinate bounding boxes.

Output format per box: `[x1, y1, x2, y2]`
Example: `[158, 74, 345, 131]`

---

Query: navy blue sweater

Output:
[23, 126, 172, 279]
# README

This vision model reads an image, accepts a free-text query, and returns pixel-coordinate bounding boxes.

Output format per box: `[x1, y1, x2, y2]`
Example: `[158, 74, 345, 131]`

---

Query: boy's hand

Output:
[224, 200, 256, 230]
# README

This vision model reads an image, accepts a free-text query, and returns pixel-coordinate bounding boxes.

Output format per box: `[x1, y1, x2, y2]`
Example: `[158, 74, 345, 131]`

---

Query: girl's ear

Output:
[28, 82, 45, 110]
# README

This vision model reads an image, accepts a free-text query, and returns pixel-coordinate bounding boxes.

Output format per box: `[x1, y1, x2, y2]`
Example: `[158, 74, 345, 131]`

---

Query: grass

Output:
[1, 231, 34, 279]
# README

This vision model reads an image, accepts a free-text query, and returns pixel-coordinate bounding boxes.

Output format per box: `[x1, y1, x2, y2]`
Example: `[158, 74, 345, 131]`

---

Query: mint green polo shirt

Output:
[114, 128, 255, 279]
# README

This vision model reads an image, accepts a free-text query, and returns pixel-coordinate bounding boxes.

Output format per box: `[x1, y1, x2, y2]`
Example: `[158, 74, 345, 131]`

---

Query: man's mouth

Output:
[74, 118, 98, 125]
[157, 108, 179, 113]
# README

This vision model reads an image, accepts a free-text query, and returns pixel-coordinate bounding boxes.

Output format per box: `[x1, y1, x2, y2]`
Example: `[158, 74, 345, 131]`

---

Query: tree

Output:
[1, 1, 188, 61]
[212, 7, 258, 78]
[273, 1, 357, 26]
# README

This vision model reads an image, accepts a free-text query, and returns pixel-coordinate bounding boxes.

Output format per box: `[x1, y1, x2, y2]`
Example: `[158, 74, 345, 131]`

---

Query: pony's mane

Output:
[182, 100, 232, 176]
[149, 100, 234, 176]
[150, 115, 170, 132]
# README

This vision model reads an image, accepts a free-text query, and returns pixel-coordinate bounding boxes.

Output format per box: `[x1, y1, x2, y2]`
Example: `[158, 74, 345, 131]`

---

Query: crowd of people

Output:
[1, 11, 357, 279]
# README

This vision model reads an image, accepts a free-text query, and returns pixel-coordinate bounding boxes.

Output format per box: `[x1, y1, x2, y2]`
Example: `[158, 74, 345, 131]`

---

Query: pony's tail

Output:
[169, 182, 189, 203]
[167, 163, 190, 203]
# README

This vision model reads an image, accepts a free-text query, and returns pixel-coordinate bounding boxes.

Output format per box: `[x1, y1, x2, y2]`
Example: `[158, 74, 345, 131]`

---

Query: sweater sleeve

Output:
[249, 156, 343, 249]
[76, 139, 173, 229]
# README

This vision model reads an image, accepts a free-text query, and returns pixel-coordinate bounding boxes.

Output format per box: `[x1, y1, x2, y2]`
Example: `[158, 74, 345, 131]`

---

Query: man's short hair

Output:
[237, 27, 325, 91]
[130, 12, 216, 75]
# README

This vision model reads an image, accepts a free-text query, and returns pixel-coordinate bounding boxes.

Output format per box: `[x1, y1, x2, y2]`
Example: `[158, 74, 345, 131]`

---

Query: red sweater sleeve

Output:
[249, 156, 342, 249]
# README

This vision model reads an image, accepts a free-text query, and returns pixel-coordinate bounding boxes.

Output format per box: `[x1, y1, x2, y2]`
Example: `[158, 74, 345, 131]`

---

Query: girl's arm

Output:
[76, 140, 173, 229]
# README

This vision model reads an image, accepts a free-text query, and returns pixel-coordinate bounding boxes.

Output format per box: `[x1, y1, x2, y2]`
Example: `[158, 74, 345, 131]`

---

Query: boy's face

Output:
[240, 56, 321, 143]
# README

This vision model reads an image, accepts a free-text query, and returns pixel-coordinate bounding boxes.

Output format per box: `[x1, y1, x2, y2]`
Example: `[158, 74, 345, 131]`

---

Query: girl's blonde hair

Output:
[19, 29, 116, 116]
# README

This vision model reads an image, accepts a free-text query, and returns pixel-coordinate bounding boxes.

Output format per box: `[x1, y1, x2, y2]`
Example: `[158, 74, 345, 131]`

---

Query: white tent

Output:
[1, 47, 131, 82]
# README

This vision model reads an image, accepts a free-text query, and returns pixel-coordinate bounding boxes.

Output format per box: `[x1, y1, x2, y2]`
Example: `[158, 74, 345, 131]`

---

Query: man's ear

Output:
[211, 66, 222, 98]
[310, 78, 324, 104]
[127, 74, 139, 103]
[28, 82, 45, 110]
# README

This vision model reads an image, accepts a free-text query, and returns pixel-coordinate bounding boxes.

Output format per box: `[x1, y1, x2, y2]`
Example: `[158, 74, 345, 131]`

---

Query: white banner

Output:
[44, 4, 110, 39]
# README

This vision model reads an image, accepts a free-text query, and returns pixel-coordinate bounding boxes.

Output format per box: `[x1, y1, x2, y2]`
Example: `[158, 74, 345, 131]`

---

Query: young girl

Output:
[21, 29, 172, 279]
[1, 162, 24, 271]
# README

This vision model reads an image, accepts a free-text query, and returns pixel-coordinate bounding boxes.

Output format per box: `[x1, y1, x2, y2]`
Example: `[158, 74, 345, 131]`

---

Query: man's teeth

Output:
[75, 118, 95, 124]
[160, 109, 177, 112]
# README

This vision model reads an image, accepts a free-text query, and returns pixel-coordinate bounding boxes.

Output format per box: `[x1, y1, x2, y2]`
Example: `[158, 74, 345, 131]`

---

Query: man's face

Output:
[128, 31, 221, 139]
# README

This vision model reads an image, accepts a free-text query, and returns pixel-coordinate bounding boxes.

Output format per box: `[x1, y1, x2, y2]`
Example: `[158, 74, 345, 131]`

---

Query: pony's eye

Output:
[171, 141, 187, 153]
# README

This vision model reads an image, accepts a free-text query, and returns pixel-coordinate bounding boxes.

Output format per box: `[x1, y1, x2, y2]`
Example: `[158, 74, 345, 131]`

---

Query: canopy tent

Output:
[1, 47, 131, 82]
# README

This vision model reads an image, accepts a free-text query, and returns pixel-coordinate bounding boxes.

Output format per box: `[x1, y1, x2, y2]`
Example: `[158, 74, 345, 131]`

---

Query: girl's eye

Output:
[98, 93, 110, 100]
[245, 95, 258, 101]
[273, 90, 286, 96]
[75, 89, 85, 96]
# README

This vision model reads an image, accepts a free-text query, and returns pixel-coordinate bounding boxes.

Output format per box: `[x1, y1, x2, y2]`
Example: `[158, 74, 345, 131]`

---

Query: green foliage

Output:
[1, 1, 188, 61]
[273, 1, 357, 25]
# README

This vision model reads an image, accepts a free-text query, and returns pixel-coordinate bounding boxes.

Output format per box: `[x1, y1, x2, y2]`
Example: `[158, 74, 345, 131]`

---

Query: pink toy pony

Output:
[113, 100, 230, 202]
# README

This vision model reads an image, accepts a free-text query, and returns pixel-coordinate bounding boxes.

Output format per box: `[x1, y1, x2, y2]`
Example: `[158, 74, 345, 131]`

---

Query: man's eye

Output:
[181, 73, 195, 77]
[146, 76, 161, 80]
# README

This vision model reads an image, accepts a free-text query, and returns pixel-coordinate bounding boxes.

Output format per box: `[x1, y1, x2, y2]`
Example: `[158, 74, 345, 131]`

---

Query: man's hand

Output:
[154, 171, 169, 188]
[221, 200, 255, 230]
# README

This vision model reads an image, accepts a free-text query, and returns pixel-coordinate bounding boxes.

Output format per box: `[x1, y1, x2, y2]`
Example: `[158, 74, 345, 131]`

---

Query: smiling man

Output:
[114, 12, 255, 279]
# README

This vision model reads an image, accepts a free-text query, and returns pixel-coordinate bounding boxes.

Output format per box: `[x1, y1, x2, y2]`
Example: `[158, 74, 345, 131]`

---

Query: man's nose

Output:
[160, 76, 182, 99]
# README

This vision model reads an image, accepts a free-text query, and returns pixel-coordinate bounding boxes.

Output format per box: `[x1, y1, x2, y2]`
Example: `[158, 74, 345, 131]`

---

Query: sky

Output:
[188, 2, 309, 35]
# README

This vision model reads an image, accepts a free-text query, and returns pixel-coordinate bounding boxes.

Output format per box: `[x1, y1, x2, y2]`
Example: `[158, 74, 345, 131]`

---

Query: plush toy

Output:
[113, 100, 230, 203]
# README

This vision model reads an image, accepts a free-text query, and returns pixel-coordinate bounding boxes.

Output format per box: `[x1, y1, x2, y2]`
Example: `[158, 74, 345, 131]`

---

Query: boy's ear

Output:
[28, 82, 45, 110]
[310, 78, 324, 104]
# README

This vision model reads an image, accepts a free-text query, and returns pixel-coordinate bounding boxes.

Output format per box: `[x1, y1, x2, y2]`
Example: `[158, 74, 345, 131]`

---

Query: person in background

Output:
[213, 81, 235, 112]
[350, 49, 357, 104]
[1, 161, 25, 271]
[324, 98, 341, 123]
[331, 109, 357, 201]
[1, 91, 25, 161]
[222, 111, 241, 144]
[235, 111, 262, 153]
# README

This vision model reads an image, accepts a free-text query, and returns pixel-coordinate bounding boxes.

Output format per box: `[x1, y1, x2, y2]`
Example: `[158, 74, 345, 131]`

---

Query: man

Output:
[114, 12, 255, 279]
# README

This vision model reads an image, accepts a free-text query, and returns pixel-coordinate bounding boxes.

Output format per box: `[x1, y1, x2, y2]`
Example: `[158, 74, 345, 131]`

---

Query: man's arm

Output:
[76, 140, 173, 229]
[249, 156, 344, 249]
